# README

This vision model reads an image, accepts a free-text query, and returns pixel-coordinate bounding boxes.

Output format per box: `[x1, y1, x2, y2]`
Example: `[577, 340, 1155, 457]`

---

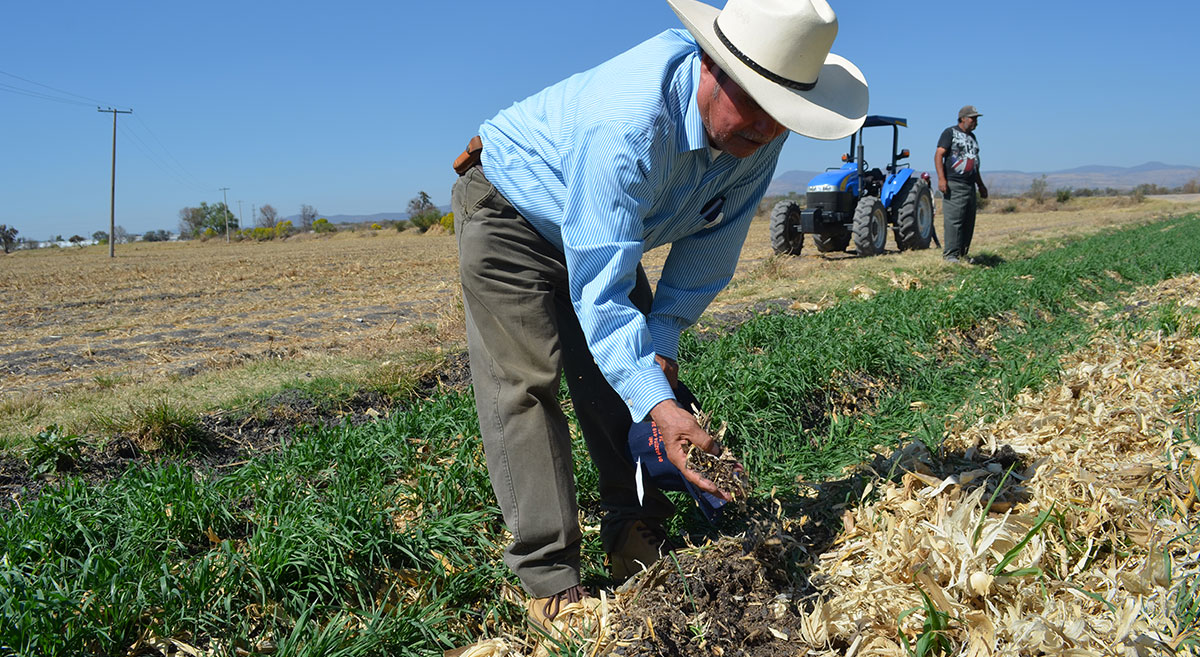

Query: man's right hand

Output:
[648, 399, 732, 500]
[938, 178, 948, 195]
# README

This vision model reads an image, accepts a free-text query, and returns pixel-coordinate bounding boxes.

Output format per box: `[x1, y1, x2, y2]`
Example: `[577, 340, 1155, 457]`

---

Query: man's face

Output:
[698, 55, 786, 158]
[960, 115, 979, 132]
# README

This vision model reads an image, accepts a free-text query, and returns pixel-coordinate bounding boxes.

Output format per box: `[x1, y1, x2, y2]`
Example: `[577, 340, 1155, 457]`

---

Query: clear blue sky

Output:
[3, 0, 1197, 241]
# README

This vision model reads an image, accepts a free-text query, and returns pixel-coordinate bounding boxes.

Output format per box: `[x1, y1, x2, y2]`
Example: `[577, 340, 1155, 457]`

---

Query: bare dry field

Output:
[2, 196, 1196, 444]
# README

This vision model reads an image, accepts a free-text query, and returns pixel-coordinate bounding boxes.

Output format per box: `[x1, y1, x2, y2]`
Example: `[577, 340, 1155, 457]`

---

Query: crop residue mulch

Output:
[452, 274, 1200, 657]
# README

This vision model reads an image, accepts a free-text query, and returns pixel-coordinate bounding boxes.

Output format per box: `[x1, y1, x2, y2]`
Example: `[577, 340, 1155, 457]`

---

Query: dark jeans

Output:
[452, 165, 674, 597]
[941, 177, 978, 259]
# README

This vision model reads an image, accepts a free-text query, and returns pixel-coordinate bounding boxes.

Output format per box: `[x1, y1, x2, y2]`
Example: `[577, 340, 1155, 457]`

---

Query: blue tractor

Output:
[770, 115, 934, 257]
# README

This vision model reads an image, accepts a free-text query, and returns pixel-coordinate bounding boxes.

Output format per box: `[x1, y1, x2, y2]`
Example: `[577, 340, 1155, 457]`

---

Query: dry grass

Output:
[2, 197, 1196, 445]
[0, 229, 465, 443]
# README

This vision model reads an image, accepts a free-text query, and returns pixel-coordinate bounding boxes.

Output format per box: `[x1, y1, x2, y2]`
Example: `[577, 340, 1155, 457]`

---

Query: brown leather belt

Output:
[453, 135, 483, 175]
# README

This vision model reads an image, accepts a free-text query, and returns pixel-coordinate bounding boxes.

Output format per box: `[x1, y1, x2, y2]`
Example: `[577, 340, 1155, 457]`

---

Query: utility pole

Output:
[219, 187, 230, 242]
[98, 107, 132, 258]
[237, 200, 244, 229]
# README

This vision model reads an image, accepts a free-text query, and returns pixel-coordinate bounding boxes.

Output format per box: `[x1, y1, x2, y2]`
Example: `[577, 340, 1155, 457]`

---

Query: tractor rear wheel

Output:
[769, 200, 804, 255]
[812, 230, 851, 252]
[852, 196, 887, 256]
[894, 179, 934, 250]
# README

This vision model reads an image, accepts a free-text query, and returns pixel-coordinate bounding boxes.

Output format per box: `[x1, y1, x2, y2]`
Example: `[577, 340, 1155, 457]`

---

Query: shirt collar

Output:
[681, 52, 708, 154]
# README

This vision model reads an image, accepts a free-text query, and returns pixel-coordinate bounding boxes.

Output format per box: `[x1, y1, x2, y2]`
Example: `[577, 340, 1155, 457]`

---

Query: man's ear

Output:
[700, 52, 725, 86]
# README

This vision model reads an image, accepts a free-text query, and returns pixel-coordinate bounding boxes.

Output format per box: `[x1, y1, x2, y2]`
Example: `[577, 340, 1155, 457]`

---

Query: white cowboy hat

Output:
[667, 0, 869, 140]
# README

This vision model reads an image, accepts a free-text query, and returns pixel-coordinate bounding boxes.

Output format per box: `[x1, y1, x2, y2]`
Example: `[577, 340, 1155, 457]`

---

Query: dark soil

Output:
[609, 509, 817, 657]
[0, 354, 475, 512]
[687, 444, 750, 503]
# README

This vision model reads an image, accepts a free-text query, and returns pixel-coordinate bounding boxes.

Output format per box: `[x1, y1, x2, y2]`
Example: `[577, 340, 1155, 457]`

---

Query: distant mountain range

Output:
[282, 206, 452, 226]
[297, 163, 1199, 224]
[768, 161, 1200, 197]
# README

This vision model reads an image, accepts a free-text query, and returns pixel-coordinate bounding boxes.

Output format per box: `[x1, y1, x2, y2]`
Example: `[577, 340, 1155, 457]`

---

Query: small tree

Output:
[1028, 175, 1048, 204]
[312, 218, 336, 234]
[299, 204, 318, 230]
[1027, 175, 1046, 202]
[1055, 188, 1072, 204]
[113, 225, 130, 245]
[69, 235, 86, 247]
[257, 204, 278, 228]
[92, 230, 109, 244]
[143, 229, 172, 242]
[179, 202, 234, 238]
[0, 224, 17, 254]
[407, 191, 441, 233]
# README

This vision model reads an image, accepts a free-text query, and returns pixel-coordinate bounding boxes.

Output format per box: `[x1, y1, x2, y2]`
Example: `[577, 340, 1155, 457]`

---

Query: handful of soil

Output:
[686, 443, 750, 502]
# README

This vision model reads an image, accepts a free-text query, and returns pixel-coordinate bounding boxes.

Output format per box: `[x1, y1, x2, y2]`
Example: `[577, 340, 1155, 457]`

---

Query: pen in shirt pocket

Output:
[699, 196, 725, 226]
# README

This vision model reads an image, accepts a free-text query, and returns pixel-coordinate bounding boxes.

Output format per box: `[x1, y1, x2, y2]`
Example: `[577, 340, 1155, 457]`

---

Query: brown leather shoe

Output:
[526, 585, 601, 642]
[608, 520, 669, 582]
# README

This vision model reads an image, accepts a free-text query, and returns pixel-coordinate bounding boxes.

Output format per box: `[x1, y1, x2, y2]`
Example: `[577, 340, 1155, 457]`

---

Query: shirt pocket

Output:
[691, 196, 726, 233]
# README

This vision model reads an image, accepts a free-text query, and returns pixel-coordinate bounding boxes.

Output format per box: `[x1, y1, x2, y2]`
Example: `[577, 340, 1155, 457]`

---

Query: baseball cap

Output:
[626, 381, 728, 522]
[958, 105, 983, 120]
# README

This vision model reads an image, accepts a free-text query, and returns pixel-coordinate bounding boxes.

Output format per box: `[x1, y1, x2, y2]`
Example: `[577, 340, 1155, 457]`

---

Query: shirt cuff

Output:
[646, 317, 683, 362]
[621, 367, 676, 423]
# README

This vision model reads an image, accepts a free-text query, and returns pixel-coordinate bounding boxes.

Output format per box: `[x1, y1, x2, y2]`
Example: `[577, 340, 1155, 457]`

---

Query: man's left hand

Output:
[978, 182, 989, 199]
[655, 354, 679, 389]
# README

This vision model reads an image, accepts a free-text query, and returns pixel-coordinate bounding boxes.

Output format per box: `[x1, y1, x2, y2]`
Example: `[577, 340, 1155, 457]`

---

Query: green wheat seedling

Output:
[898, 586, 956, 657]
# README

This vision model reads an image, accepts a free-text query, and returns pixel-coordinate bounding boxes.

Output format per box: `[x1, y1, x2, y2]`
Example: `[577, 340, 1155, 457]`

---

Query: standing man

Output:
[450, 0, 868, 634]
[935, 105, 988, 263]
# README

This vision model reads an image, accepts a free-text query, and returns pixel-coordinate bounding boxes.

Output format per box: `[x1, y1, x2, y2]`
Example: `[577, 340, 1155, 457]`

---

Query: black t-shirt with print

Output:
[937, 126, 980, 182]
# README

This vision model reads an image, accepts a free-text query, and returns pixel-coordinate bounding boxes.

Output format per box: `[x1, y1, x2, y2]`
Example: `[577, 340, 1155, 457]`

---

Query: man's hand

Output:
[977, 181, 988, 199]
[938, 178, 948, 195]
[655, 354, 679, 389]
[648, 398, 731, 501]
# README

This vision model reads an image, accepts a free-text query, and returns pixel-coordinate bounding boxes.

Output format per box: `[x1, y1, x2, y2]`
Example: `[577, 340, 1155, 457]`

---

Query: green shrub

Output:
[1056, 188, 1072, 204]
[371, 223, 382, 230]
[24, 425, 87, 477]
[439, 212, 455, 234]
[410, 212, 439, 233]
[313, 218, 336, 234]
[275, 220, 294, 239]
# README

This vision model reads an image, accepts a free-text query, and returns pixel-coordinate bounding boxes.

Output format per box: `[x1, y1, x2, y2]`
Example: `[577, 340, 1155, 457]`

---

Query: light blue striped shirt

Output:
[479, 29, 786, 422]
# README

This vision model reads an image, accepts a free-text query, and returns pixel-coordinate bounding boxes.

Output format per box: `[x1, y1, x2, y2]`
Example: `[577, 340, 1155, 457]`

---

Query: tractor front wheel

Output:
[894, 179, 934, 251]
[813, 230, 851, 253]
[852, 196, 887, 256]
[769, 200, 804, 255]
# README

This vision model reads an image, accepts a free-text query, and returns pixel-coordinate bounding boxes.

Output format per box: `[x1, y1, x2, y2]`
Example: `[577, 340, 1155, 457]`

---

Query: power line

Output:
[117, 121, 210, 194]
[131, 114, 203, 187]
[0, 68, 127, 110]
[0, 82, 94, 107]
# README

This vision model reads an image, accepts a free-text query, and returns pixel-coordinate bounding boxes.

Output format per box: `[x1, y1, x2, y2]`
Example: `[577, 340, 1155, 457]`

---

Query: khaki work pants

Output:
[452, 165, 674, 597]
